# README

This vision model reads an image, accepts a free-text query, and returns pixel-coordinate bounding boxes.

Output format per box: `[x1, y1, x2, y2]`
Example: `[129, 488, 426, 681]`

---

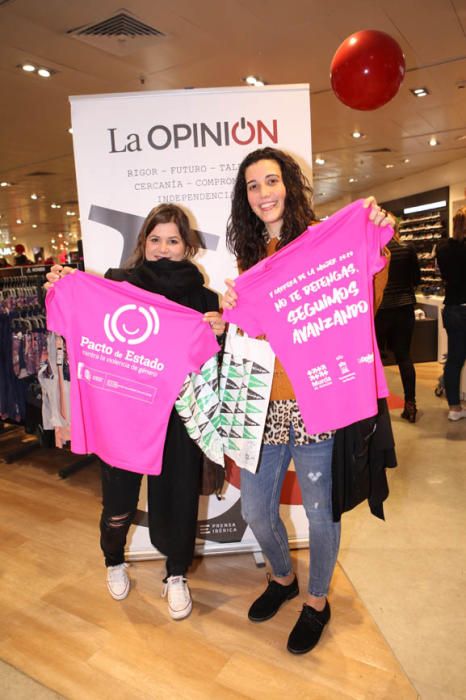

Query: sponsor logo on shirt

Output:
[103, 304, 160, 345]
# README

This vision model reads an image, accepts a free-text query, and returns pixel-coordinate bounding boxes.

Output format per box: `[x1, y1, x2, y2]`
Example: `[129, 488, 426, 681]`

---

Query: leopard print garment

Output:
[262, 400, 334, 445]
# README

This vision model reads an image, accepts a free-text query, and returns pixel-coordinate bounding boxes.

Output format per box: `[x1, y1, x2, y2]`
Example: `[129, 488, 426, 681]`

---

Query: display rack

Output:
[381, 186, 450, 297]
[398, 209, 447, 295]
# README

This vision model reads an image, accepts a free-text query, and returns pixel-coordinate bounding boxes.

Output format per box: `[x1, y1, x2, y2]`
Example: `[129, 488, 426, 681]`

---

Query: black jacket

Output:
[332, 398, 397, 522]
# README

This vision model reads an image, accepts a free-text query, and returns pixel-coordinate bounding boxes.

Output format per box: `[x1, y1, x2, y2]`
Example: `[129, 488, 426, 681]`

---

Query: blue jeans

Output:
[240, 432, 340, 597]
[442, 305, 466, 406]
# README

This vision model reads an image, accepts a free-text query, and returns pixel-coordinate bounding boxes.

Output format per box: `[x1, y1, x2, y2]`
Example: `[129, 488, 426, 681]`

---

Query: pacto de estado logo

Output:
[107, 117, 278, 152]
[104, 304, 160, 345]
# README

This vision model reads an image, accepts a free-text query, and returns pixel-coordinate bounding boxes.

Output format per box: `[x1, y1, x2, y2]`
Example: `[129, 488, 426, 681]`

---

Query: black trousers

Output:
[99, 410, 202, 576]
[375, 304, 416, 402]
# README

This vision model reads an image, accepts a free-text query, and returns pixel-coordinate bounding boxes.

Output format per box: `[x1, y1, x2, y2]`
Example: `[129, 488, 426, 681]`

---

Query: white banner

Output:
[70, 84, 312, 559]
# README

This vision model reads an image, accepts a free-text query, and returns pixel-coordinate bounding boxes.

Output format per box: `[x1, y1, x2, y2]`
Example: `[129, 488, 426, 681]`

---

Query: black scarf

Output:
[127, 259, 205, 302]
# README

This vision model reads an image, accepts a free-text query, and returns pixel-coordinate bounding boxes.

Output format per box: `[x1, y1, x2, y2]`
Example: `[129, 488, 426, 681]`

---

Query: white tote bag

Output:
[219, 324, 275, 472]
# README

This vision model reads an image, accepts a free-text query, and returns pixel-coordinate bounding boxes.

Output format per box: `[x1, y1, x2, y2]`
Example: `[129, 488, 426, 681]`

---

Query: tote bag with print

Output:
[219, 324, 275, 473]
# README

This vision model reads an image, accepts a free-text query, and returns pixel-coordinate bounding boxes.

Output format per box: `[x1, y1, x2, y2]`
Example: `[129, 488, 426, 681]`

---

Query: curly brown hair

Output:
[226, 147, 316, 270]
[124, 204, 202, 268]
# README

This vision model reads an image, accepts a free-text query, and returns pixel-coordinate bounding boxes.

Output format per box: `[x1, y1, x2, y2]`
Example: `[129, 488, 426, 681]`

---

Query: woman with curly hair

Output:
[223, 147, 393, 655]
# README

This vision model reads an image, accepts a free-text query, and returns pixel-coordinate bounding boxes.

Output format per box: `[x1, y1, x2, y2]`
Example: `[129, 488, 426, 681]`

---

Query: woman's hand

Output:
[203, 311, 226, 337]
[44, 264, 76, 291]
[363, 196, 396, 228]
[221, 278, 237, 310]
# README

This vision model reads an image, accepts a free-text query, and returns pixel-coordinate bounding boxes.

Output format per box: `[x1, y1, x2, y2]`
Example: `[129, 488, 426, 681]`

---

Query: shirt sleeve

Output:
[222, 273, 264, 337]
[366, 207, 394, 276]
[187, 319, 221, 374]
[45, 275, 73, 337]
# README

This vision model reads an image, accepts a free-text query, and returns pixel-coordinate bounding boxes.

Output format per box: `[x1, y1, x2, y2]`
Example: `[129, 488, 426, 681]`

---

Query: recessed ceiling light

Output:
[348, 177, 358, 183]
[403, 158, 410, 163]
[410, 87, 430, 97]
[58, 233, 63, 238]
[51, 203, 61, 209]
[51, 238, 56, 243]
[16, 219, 23, 224]
[32, 224, 38, 228]
[37, 68, 51, 78]
[429, 136, 439, 146]
[385, 163, 395, 168]
[0, 181, 11, 187]
[68, 128, 73, 134]
[66, 210, 76, 216]
[315, 157, 326, 165]
[30, 193, 38, 200]
[352, 130, 364, 139]
[21, 63, 36, 73]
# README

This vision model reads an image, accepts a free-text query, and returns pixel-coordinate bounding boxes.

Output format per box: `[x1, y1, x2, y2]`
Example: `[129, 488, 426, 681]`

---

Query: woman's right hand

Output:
[44, 264, 76, 291]
[221, 278, 238, 310]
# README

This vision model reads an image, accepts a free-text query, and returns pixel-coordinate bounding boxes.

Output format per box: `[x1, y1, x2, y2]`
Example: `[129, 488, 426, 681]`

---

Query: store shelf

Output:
[398, 211, 447, 296]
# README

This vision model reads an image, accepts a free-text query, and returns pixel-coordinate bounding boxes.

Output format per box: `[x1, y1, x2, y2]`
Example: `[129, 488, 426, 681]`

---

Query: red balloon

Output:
[330, 29, 405, 110]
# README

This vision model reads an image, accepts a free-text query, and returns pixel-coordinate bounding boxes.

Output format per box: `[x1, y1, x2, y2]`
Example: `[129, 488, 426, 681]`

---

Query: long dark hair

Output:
[453, 206, 466, 243]
[226, 147, 316, 270]
[124, 204, 202, 268]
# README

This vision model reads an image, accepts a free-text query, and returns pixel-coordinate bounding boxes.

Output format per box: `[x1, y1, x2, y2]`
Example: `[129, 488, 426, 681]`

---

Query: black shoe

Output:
[248, 573, 299, 622]
[401, 401, 417, 423]
[287, 601, 331, 654]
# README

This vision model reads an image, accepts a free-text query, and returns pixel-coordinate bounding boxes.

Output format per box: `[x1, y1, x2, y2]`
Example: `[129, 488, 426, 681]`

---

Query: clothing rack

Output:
[0, 263, 96, 478]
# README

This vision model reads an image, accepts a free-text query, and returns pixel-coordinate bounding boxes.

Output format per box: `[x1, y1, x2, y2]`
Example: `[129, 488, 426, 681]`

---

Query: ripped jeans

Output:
[240, 431, 340, 597]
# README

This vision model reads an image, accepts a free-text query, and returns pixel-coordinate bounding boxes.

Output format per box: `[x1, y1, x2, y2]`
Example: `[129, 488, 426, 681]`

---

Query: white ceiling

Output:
[1, 0, 466, 254]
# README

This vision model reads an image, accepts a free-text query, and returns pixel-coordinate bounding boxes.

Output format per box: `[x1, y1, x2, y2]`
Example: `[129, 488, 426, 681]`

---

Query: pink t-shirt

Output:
[46, 270, 219, 474]
[223, 199, 393, 434]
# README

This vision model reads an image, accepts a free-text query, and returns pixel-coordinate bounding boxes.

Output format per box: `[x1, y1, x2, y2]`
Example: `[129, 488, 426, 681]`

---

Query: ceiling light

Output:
[37, 68, 51, 78]
[51, 238, 55, 243]
[1, 181, 11, 187]
[30, 193, 38, 200]
[16, 219, 23, 224]
[32, 224, 38, 228]
[403, 158, 410, 163]
[410, 87, 430, 97]
[352, 130, 364, 139]
[429, 136, 439, 146]
[58, 233, 63, 238]
[12, 236, 16, 241]
[348, 177, 358, 183]
[404, 200, 447, 214]
[51, 203, 61, 209]
[385, 163, 395, 168]
[68, 128, 73, 134]
[315, 157, 326, 165]
[21, 63, 36, 73]
[66, 210, 76, 216]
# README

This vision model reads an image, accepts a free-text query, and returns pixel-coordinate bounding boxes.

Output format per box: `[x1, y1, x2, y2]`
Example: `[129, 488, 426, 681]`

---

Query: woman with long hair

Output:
[222, 147, 393, 655]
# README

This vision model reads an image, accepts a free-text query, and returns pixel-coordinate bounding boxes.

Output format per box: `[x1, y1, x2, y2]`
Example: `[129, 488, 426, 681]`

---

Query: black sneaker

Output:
[248, 573, 299, 622]
[287, 600, 330, 654]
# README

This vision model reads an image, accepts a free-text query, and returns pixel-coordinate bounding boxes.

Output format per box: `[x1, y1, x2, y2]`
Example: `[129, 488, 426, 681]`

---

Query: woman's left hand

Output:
[363, 196, 396, 228]
[203, 311, 226, 337]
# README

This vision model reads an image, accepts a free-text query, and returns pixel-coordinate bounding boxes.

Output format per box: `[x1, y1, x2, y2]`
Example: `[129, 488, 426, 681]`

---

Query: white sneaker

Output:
[106, 563, 130, 600]
[448, 409, 466, 421]
[161, 576, 192, 620]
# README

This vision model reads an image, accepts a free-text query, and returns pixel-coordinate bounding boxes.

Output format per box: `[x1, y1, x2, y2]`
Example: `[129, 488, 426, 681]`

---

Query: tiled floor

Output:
[0, 362, 464, 699]
[339, 363, 466, 700]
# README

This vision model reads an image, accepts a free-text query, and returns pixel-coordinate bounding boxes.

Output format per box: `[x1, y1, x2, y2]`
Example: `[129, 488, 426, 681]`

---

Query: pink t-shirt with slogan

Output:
[223, 199, 393, 434]
[46, 270, 219, 474]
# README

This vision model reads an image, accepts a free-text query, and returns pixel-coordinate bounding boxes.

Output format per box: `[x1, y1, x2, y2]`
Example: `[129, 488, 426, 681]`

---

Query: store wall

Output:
[316, 154, 466, 227]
